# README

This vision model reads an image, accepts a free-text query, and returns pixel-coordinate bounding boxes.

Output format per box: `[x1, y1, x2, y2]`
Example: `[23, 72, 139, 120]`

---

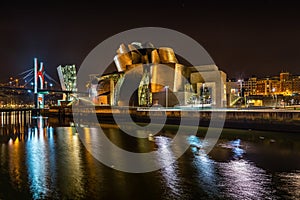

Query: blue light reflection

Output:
[230, 139, 245, 159]
[25, 120, 57, 199]
[187, 135, 220, 197]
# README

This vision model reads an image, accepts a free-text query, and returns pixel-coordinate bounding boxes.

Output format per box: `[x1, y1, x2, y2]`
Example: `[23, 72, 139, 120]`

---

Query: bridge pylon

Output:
[33, 58, 45, 109]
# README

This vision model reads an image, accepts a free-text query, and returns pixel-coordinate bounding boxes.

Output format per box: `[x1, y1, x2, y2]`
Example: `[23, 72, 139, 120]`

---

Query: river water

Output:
[0, 114, 299, 199]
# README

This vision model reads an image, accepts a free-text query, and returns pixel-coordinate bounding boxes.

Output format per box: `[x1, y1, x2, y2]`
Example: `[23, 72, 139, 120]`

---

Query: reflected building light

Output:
[232, 147, 244, 159]
[56, 127, 84, 196]
[218, 160, 273, 199]
[187, 135, 220, 196]
[229, 139, 244, 159]
[278, 172, 300, 198]
[37, 117, 44, 132]
[8, 136, 22, 189]
[47, 127, 54, 140]
[187, 135, 202, 149]
[1, 112, 3, 126]
[155, 136, 183, 198]
[82, 128, 92, 150]
[26, 127, 49, 199]
[47, 127, 56, 179]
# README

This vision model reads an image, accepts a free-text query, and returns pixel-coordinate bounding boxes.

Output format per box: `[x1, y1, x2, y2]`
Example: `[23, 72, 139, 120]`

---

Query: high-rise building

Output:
[57, 65, 77, 92]
[57, 65, 77, 102]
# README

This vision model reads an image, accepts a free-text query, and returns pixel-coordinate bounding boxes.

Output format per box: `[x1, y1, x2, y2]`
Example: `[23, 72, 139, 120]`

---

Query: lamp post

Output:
[238, 79, 243, 97]
[165, 86, 169, 108]
[272, 88, 277, 108]
[202, 83, 205, 109]
[238, 79, 246, 107]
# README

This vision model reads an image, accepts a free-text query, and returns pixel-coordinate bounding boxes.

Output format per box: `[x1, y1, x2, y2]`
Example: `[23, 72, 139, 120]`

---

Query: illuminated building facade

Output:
[226, 71, 300, 107]
[256, 77, 280, 96]
[254, 72, 300, 96]
[228, 72, 300, 98]
[91, 42, 227, 108]
[242, 77, 257, 96]
[57, 65, 77, 102]
[293, 76, 300, 93]
[280, 72, 293, 95]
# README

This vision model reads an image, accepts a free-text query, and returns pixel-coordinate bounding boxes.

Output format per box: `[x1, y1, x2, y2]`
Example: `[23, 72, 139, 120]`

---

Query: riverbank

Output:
[43, 106, 300, 133]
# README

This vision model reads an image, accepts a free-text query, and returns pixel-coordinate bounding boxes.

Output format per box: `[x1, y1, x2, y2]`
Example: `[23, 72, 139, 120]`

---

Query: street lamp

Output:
[202, 83, 205, 109]
[272, 88, 277, 108]
[165, 86, 169, 108]
[49, 83, 53, 91]
[238, 79, 243, 97]
[238, 79, 247, 107]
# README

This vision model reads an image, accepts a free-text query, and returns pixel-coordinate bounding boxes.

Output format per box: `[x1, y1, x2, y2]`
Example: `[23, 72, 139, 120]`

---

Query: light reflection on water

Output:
[0, 119, 299, 199]
[55, 127, 85, 199]
[26, 127, 51, 199]
[8, 137, 23, 191]
[187, 136, 271, 199]
[277, 171, 300, 200]
[186, 135, 298, 200]
[192, 151, 221, 199]
[218, 160, 275, 200]
[216, 139, 275, 199]
[155, 136, 185, 200]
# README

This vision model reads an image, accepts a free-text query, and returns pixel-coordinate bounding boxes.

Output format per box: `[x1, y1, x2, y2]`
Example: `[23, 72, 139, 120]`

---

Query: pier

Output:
[2, 106, 298, 133]
[69, 106, 300, 133]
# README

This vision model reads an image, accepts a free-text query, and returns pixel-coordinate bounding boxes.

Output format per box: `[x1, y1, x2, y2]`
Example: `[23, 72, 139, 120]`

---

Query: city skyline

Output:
[0, 2, 300, 200]
[1, 1, 300, 82]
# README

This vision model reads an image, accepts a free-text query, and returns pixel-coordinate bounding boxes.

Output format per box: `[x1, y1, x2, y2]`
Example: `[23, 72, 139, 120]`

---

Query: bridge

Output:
[0, 58, 82, 109]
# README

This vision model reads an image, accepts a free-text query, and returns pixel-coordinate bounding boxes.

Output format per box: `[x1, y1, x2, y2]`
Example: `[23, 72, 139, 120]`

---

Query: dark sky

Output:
[1, 0, 300, 83]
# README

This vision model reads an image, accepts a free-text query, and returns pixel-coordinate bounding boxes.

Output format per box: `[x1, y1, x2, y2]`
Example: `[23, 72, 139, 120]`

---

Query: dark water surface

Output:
[0, 115, 299, 200]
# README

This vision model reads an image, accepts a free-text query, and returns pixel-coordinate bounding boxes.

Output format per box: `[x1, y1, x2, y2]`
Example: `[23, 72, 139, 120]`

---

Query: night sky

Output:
[1, 0, 300, 83]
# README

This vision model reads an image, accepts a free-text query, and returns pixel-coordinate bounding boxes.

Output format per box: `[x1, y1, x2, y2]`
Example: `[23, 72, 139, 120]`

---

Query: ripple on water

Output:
[218, 159, 277, 200]
[276, 171, 300, 200]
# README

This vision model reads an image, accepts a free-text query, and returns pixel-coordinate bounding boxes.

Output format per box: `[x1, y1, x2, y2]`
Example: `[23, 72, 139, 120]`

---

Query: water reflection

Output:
[198, 155, 223, 196]
[219, 159, 275, 199]
[56, 127, 85, 199]
[187, 136, 278, 199]
[229, 139, 245, 159]
[0, 111, 31, 127]
[26, 117, 58, 199]
[277, 171, 300, 199]
[8, 137, 23, 191]
[187, 135, 221, 198]
[0, 113, 299, 199]
[155, 136, 184, 199]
